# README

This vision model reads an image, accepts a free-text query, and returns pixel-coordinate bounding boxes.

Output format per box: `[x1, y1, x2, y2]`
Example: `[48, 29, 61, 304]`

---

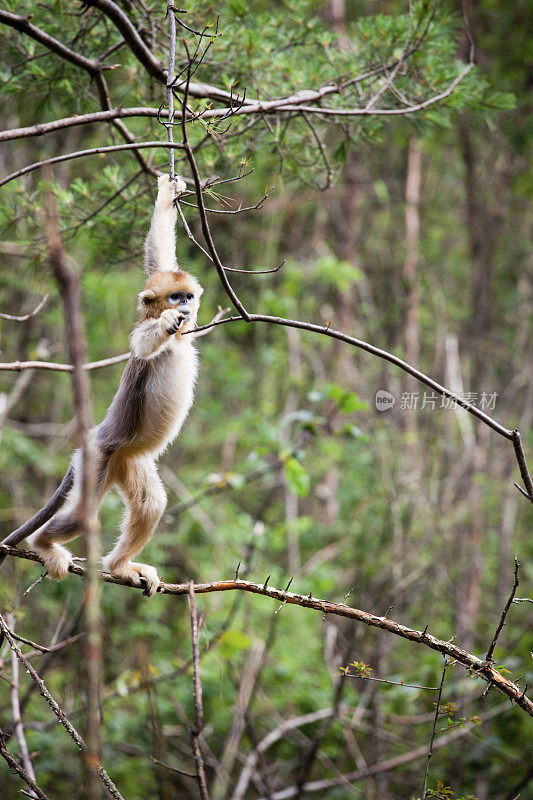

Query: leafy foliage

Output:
[0, 1, 532, 799]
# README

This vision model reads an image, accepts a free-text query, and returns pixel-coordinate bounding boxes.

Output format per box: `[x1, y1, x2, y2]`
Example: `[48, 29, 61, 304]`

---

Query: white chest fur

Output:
[141, 338, 198, 456]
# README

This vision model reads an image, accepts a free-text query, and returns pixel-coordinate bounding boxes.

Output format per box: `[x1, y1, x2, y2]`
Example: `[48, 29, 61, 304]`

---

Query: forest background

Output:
[0, 1, 532, 799]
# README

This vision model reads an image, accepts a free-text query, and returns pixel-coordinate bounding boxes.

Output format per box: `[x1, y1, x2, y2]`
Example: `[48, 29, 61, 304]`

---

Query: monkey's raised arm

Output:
[144, 175, 186, 275]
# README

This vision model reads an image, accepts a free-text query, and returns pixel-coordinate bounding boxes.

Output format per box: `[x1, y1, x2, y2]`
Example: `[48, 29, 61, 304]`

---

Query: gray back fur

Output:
[96, 356, 149, 456]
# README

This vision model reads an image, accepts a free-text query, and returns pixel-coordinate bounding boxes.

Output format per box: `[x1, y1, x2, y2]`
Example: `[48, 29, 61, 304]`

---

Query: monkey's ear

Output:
[139, 289, 157, 304]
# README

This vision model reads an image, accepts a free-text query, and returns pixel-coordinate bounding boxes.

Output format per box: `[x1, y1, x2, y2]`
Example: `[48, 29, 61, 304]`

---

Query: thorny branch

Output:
[0, 729, 49, 800]
[486, 557, 520, 663]
[1, 545, 532, 718]
[0, 613, 125, 800]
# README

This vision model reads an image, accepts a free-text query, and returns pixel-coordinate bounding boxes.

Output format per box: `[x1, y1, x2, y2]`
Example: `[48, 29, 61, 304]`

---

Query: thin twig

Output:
[21, 570, 48, 597]
[342, 673, 439, 691]
[421, 658, 448, 799]
[165, 0, 176, 177]
[8, 615, 39, 799]
[149, 755, 196, 779]
[179, 56, 250, 320]
[0, 729, 49, 800]
[0, 353, 130, 373]
[0, 142, 185, 190]
[0, 295, 48, 322]
[512, 430, 533, 502]
[486, 557, 520, 662]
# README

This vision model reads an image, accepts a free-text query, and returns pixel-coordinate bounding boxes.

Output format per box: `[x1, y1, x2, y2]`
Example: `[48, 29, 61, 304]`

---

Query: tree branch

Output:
[188, 583, 210, 800]
[0, 295, 48, 322]
[0, 613, 125, 800]
[1, 544, 532, 717]
[0, 142, 184, 190]
[486, 557, 520, 662]
[0, 9, 100, 73]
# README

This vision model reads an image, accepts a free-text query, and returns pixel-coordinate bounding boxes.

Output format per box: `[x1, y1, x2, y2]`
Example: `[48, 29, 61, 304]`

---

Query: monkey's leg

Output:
[101, 455, 166, 597]
[27, 511, 81, 581]
[28, 447, 108, 581]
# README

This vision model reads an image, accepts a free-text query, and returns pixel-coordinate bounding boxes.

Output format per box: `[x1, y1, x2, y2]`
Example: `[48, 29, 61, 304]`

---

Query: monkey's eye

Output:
[187, 293, 194, 301]
[168, 293, 181, 305]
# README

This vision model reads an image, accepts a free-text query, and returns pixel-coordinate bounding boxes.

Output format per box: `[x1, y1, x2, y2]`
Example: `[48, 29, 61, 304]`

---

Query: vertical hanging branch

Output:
[166, 0, 177, 179]
[188, 582, 210, 800]
[421, 658, 448, 800]
[42, 177, 103, 800]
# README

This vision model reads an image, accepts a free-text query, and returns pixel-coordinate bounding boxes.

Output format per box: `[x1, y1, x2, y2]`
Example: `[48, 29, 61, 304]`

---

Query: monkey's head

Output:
[138, 269, 203, 332]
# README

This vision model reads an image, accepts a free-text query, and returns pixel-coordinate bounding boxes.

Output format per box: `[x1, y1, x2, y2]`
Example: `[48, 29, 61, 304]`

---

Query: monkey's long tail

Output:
[0, 463, 75, 569]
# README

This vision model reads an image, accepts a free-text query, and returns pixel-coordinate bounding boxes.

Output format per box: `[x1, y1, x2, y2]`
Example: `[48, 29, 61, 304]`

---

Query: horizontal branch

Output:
[0, 108, 165, 143]
[0, 142, 184, 190]
[0, 62, 473, 144]
[2, 311, 529, 495]
[2, 544, 531, 717]
[0, 353, 129, 372]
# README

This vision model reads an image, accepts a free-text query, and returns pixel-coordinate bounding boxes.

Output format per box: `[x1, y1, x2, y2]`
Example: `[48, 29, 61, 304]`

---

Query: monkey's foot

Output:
[101, 557, 160, 598]
[34, 543, 74, 581]
[157, 174, 186, 204]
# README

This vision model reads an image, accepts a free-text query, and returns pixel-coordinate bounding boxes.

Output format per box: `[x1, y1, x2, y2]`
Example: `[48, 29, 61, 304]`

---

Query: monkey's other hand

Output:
[159, 308, 190, 336]
[157, 174, 186, 206]
[102, 558, 160, 597]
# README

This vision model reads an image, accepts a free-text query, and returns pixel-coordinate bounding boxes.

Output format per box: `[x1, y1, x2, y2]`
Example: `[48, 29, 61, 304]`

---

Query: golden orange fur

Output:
[139, 269, 203, 324]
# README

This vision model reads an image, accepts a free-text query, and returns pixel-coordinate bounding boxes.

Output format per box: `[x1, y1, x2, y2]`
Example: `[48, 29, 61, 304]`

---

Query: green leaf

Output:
[219, 630, 251, 657]
[284, 456, 311, 497]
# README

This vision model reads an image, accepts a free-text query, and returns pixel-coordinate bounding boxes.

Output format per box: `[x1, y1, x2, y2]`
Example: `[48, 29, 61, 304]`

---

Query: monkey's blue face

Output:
[139, 269, 203, 326]
[168, 291, 194, 315]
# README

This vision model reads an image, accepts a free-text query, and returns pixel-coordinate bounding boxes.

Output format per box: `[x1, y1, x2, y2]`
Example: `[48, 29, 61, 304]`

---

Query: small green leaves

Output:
[325, 383, 368, 413]
[219, 629, 251, 657]
[284, 456, 310, 497]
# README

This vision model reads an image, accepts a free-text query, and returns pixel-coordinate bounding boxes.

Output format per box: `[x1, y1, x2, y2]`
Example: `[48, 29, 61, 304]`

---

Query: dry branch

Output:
[0, 142, 185, 190]
[0, 295, 48, 322]
[0, 729, 49, 800]
[1, 544, 532, 717]
[188, 583, 210, 800]
[0, 614, 124, 800]
[486, 557, 520, 662]
[248, 703, 509, 800]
